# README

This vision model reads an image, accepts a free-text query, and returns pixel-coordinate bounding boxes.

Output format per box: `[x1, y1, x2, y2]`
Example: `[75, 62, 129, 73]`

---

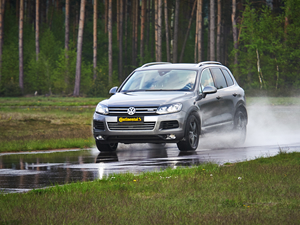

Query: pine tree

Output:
[19, 0, 24, 92]
[73, 0, 86, 96]
[93, 0, 97, 80]
[118, 0, 123, 82]
[217, 0, 221, 62]
[232, 0, 238, 65]
[0, 0, 4, 84]
[164, 0, 170, 62]
[140, 0, 146, 64]
[180, 0, 196, 62]
[65, 0, 69, 86]
[173, 0, 179, 63]
[209, 0, 215, 61]
[195, 0, 202, 63]
[35, 0, 39, 61]
[108, 0, 112, 85]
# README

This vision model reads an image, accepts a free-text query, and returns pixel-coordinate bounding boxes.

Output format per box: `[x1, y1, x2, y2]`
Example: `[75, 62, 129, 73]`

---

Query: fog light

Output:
[96, 135, 105, 140]
[166, 134, 176, 140]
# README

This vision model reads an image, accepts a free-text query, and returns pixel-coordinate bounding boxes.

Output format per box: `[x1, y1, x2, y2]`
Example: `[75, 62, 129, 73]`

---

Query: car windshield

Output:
[120, 69, 197, 92]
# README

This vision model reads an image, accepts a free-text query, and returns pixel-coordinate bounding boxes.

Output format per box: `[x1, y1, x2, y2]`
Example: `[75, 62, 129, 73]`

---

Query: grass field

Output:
[1, 96, 300, 153]
[0, 105, 96, 152]
[0, 151, 299, 224]
[0, 97, 105, 106]
[246, 97, 300, 106]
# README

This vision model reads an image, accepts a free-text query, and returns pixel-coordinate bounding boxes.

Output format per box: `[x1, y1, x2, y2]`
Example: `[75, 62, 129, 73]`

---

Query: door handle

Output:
[233, 93, 237, 97]
[216, 96, 221, 100]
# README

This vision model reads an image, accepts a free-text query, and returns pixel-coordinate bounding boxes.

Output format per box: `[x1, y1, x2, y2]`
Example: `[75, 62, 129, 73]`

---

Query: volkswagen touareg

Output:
[93, 61, 247, 151]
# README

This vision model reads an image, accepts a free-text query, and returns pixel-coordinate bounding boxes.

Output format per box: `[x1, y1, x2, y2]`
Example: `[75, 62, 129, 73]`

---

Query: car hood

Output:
[101, 91, 194, 107]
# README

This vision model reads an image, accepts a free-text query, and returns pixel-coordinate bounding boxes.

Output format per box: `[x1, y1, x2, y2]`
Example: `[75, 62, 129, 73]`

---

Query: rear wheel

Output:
[177, 114, 200, 151]
[95, 140, 118, 152]
[233, 110, 247, 145]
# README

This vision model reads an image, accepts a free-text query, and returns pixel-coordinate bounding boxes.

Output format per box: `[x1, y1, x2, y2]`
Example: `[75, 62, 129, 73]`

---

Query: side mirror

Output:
[109, 86, 118, 95]
[202, 85, 217, 95]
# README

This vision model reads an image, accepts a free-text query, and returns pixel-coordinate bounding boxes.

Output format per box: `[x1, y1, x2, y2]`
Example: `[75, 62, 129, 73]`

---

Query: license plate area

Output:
[118, 116, 144, 124]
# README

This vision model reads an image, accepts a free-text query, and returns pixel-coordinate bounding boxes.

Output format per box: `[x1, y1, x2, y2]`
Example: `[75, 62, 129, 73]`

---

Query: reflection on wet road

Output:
[1, 142, 300, 194]
[1, 105, 300, 193]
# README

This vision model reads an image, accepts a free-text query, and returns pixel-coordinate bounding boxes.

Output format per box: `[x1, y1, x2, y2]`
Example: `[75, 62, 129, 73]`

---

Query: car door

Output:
[210, 67, 234, 125]
[196, 68, 222, 128]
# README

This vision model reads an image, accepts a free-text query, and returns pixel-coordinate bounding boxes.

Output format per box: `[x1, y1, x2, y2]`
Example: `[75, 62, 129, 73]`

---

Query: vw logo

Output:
[127, 107, 136, 115]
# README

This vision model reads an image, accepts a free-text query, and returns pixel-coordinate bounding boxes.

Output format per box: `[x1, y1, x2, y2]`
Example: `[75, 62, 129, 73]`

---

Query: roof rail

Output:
[196, 61, 222, 67]
[140, 62, 172, 68]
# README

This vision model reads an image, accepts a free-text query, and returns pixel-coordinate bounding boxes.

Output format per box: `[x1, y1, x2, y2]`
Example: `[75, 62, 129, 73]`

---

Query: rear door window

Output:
[221, 69, 234, 86]
[211, 68, 228, 89]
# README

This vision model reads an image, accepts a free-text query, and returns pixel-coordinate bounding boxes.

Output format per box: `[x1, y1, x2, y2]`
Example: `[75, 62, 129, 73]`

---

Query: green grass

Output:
[0, 137, 94, 152]
[0, 97, 105, 106]
[1, 152, 299, 224]
[0, 106, 95, 152]
[247, 97, 300, 106]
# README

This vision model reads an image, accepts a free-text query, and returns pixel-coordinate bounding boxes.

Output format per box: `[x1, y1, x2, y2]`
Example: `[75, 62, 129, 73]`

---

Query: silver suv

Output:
[93, 61, 247, 151]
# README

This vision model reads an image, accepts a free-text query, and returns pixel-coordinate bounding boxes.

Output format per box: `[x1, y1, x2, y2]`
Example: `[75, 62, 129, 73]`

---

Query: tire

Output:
[233, 110, 247, 145]
[96, 140, 118, 152]
[177, 114, 200, 151]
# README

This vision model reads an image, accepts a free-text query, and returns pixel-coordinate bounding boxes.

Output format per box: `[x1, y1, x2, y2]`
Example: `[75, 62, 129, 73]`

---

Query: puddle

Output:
[1, 142, 300, 194]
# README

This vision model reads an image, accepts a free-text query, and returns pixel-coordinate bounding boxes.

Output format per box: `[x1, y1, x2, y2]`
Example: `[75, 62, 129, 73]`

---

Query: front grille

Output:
[160, 120, 179, 130]
[108, 107, 158, 116]
[107, 135, 162, 141]
[107, 122, 156, 130]
[94, 120, 105, 130]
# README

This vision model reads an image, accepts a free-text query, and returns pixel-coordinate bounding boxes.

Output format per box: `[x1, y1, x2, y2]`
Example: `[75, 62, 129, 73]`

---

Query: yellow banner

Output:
[118, 117, 142, 123]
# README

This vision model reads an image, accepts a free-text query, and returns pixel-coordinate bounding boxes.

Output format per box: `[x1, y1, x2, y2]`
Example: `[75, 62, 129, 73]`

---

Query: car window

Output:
[211, 68, 228, 89]
[122, 72, 144, 90]
[221, 69, 234, 86]
[199, 68, 215, 93]
[120, 70, 197, 92]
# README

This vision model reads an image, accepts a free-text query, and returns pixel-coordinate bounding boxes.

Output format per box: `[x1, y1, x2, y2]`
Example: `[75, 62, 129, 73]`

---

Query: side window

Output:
[221, 69, 234, 86]
[199, 68, 215, 93]
[211, 68, 228, 89]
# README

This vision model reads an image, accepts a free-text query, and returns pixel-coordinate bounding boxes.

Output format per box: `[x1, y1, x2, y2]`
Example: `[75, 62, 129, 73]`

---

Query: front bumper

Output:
[93, 111, 186, 144]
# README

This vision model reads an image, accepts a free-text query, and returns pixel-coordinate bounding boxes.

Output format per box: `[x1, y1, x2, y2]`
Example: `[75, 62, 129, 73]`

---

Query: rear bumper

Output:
[93, 112, 186, 144]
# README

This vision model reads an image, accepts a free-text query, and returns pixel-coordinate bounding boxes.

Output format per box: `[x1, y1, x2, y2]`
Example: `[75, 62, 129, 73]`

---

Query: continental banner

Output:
[118, 117, 144, 123]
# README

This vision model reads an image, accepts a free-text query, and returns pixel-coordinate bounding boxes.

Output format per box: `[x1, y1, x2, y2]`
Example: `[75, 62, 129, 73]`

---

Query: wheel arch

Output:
[177, 107, 201, 151]
[184, 106, 202, 132]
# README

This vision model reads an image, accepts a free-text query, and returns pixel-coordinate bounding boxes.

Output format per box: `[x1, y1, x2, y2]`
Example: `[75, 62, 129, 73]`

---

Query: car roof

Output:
[135, 61, 225, 71]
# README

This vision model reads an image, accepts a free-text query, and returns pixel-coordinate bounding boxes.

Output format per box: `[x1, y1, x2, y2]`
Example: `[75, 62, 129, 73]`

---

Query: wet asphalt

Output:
[1, 105, 300, 193]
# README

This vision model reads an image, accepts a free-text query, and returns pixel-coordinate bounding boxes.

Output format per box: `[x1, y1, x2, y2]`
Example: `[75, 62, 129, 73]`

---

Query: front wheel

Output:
[177, 114, 200, 151]
[233, 110, 247, 145]
[96, 140, 118, 152]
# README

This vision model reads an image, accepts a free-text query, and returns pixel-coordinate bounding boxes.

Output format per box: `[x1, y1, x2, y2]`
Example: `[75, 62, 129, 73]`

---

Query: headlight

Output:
[95, 103, 109, 115]
[157, 103, 182, 114]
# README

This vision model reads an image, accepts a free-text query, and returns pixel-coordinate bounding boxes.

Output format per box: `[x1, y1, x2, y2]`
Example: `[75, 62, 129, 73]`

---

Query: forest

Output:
[0, 0, 299, 97]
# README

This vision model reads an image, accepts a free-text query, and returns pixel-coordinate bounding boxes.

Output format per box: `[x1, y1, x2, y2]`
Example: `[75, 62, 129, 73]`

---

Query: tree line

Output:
[0, 0, 299, 97]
